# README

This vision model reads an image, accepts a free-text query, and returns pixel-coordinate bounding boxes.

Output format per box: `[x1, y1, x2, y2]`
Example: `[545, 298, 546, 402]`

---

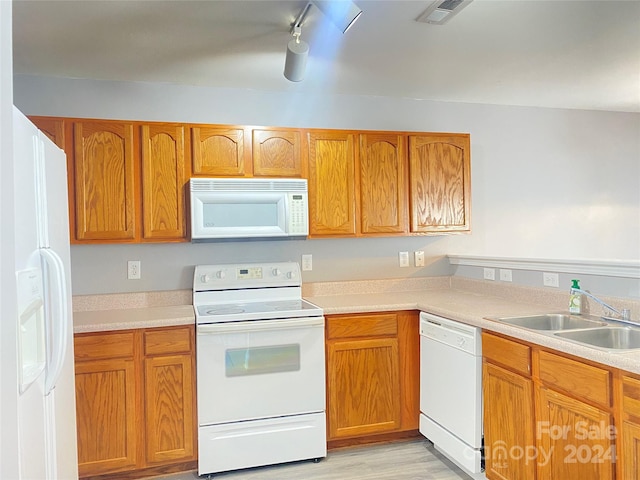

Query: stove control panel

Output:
[193, 262, 302, 292]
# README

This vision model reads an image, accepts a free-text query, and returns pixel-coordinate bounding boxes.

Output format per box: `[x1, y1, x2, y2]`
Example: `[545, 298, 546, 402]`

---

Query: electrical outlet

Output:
[127, 260, 141, 280]
[499, 269, 513, 282]
[483, 268, 496, 281]
[399, 251, 409, 267]
[414, 251, 425, 267]
[301, 254, 313, 271]
[543, 272, 559, 288]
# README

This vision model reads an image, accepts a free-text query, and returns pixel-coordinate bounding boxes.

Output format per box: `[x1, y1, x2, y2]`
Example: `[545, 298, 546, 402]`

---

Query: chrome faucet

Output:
[570, 287, 634, 325]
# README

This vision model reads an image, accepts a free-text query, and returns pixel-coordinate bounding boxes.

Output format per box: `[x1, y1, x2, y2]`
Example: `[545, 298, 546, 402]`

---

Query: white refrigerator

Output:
[12, 106, 79, 479]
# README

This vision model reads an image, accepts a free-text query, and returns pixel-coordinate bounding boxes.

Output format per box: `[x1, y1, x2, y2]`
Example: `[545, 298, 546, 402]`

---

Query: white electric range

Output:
[193, 262, 326, 476]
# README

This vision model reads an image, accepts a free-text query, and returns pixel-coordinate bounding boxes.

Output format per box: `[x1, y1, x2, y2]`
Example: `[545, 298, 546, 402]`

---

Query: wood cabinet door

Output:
[141, 124, 187, 241]
[252, 128, 303, 177]
[622, 421, 640, 480]
[191, 126, 246, 176]
[359, 133, 408, 234]
[408, 134, 470, 233]
[536, 387, 614, 480]
[73, 121, 136, 241]
[483, 361, 536, 480]
[144, 353, 195, 465]
[307, 131, 356, 236]
[75, 358, 138, 476]
[327, 337, 400, 439]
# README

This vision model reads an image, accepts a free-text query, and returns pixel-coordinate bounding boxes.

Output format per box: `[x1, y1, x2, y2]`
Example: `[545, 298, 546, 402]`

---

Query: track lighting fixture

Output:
[283, 25, 309, 82]
[283, 1, 362, 82]
[313, 0, 363, 34]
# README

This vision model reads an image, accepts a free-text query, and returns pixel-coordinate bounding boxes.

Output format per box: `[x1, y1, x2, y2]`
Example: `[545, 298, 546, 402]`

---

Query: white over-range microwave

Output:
[190, 178, 309, 241]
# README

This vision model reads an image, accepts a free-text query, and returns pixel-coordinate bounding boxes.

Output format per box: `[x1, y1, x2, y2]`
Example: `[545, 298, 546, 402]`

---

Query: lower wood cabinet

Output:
[482, 361, 535, 480]
[325, 311, 419, 446]
[74, 325, 196, 478]
[621, 374, 640, 479]
[482, 331, 630, 480]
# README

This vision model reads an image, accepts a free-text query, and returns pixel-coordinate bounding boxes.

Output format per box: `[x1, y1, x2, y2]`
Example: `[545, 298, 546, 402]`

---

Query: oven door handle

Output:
[197, 316, 324, 334]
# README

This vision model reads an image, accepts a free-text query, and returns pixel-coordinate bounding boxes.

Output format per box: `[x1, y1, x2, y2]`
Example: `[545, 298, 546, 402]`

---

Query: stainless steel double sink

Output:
[492, 313, 640, 352]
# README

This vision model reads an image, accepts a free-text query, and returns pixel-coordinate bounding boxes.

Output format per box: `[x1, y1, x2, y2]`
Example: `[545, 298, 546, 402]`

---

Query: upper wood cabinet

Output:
[307, 131, 357, 236]
[29, 115, 473, 242]
[252, 128, 303, 177]
[191, 126, 247, 176]
[73, 121, 137, 241]
[141, 124, 187, 241]
[408, 134, 470, 233]
[29, 116, 66, 149]
[359, 133, 408, 235]
[35, 118, 190, 244]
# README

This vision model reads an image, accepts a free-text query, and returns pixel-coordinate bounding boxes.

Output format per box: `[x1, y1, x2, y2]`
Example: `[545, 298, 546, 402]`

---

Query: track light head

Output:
[283, 26, 309, 82]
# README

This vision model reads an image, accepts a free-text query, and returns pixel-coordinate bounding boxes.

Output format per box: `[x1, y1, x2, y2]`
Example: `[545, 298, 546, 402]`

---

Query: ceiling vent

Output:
[416, 0, 473, 25]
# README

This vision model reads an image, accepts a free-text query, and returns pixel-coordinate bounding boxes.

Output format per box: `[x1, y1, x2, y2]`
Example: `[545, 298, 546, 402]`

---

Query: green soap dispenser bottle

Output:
[569, 279, 582, 314]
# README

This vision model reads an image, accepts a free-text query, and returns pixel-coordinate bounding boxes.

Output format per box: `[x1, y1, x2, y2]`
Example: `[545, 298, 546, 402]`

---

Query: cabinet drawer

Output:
[538, 351, 611, 407]
[482, 332, 531, 376]
[623, 375, 640, 420]
[327, 313, 398, 340]
[74, 331, 135, 361]
[144, 326, 192, 356]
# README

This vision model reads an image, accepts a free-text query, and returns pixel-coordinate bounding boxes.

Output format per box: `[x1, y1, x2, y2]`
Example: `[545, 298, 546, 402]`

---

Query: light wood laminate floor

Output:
[148, 439, 475, 480]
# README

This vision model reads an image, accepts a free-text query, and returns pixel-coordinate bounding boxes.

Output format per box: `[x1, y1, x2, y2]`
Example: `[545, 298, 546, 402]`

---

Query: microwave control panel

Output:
[288, 193, 308, 235]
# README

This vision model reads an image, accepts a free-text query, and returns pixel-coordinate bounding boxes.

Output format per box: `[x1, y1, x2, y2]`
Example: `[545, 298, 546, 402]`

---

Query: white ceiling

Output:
[12, 0, 640, 113]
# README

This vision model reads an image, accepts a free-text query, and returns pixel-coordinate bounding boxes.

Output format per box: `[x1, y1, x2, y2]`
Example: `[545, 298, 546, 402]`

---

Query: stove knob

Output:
[200, 274, 211, 283]
[216, 270, 226, 279]
[287, 270, 297, 279]
[272, 268, 281, 276]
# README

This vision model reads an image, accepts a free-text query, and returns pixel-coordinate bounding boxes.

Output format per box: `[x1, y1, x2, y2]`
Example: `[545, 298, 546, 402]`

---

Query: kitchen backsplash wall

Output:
[13, 75, 640, 297]
[69, 237, 453, 295]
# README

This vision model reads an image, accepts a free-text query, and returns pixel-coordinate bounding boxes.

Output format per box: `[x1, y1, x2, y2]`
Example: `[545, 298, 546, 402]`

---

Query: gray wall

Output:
[13, 75, 640, 297]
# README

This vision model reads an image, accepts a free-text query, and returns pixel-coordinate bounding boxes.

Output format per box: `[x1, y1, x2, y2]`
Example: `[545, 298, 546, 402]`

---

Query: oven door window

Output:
[225, 344, 300, 377]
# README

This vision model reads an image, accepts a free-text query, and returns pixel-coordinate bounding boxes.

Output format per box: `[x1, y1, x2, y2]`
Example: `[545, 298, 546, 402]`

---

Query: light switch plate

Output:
[399, 251, 409, 267]
[414, 251, 425, 267]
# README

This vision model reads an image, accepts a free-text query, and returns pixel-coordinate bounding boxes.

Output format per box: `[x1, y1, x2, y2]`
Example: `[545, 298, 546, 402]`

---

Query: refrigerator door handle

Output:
[40, 248, 69, 395]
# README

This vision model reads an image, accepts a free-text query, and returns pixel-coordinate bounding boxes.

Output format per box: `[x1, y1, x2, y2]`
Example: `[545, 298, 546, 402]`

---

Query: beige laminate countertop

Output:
[73, 304, 195, 334]
[73, 278, 640, 375]
[305, 287, 640, 375]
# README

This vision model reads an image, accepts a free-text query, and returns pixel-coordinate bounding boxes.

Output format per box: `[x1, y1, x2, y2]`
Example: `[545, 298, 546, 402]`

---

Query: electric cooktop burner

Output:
[195, 299, 323, 324]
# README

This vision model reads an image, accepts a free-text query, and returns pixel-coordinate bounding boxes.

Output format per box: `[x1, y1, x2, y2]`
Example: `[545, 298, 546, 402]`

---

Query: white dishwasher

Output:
[419, 311, 484, 478]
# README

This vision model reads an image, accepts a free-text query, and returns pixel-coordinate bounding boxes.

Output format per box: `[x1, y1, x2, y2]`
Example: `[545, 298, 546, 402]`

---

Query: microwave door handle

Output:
[197, 316, 324, 335]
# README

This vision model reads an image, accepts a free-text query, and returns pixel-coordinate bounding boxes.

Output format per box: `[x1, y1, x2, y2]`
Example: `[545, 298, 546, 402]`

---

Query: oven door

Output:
[196, 316, 325, 425]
